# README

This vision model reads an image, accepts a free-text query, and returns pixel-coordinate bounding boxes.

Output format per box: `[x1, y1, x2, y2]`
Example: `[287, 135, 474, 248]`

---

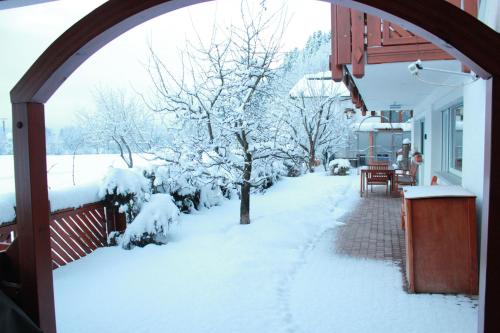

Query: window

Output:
[441, 103, 463, 176]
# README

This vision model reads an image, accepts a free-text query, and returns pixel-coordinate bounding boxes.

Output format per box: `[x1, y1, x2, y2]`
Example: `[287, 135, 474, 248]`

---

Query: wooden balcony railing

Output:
[330, 0, 479, 81]
[0, 201, 126, 305]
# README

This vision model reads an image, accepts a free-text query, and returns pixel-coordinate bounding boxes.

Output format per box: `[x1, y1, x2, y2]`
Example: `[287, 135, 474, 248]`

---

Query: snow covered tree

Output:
[80, 88, 158, 168]
[0, 121, 10, 155]
[284, 76, 352, 172]
[269, 30, 352, 172]
[145, 0, 287, 224]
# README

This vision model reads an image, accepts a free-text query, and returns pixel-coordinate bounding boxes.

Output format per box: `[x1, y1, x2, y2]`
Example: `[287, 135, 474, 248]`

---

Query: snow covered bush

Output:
[121, 193, 180, 249]
[283, 160, 304, 177]
[145, 165, 224, 212]
[252, 160, 288, 192]
[99, 168, 151, 222]
[328, 159, 351, 176]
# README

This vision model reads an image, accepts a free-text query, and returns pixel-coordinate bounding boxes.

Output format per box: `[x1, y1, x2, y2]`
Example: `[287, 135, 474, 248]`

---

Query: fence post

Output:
[104, 206, 127, 244]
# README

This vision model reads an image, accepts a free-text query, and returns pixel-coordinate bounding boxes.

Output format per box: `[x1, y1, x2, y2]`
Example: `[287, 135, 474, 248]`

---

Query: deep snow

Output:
[0, 154, 155, 224]
[53, 172, 477, 333]
[0, 154, 153, 194]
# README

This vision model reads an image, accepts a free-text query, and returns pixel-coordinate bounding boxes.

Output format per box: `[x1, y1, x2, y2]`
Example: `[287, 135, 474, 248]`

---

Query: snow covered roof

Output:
[289, 71, 350, 98]
[353, 122, 412, 132]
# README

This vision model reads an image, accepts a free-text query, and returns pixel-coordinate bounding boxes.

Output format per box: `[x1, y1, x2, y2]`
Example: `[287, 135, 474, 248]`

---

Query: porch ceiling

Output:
[347, 60, 463, 112]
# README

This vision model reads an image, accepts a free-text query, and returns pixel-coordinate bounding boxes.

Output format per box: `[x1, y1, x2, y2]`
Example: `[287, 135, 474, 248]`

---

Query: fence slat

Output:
[83, 210, 107, 243]
[49, 225, 81, 261]
[50, 219, 88, 258]
[65, 216, 99, 252]
[73, 214, 104, 248]
[2, 201, 125, 270]
[50, 248, 66, 267]
[57, 217, 94, 255]
[49, 237, 73, 264]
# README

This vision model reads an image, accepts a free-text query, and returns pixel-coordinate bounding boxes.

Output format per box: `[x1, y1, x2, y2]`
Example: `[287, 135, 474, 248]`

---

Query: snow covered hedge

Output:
[121, 193, 180, 249]
[328, 159, 351, 176]
[99, 168, 151, 222]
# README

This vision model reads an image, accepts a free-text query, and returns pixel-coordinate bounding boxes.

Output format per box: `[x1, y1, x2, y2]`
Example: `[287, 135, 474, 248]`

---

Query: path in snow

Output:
[53, 172, 477, 333]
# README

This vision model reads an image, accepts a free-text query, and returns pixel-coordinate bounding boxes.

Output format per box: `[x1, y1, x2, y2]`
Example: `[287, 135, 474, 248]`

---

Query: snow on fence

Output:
[0, 202, 126, 269]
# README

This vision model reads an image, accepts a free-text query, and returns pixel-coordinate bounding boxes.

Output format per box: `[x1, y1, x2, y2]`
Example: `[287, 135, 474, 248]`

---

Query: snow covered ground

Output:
[53, 172, 478, 333]
[0, 154, 152, 194]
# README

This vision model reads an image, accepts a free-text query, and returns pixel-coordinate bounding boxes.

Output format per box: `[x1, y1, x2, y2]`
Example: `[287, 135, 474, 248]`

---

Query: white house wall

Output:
[410, 0, 499, 229]
[462, 79, 487, 221]
[411, 84, 462, 186]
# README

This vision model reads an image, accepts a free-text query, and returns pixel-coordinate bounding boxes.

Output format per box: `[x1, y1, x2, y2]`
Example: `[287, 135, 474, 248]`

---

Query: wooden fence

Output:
[0, 201, 126, 269]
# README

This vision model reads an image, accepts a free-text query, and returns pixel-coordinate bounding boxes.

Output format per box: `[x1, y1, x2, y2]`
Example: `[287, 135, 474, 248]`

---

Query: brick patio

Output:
[335, 184, 406, 265]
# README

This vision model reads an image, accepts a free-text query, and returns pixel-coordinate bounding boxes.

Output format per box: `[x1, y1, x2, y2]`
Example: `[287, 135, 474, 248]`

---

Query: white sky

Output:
[0, 0, 331, 130]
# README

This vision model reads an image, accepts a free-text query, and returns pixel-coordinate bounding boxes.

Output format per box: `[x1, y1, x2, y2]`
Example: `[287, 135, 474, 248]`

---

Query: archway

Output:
[10, 1, 500, 332]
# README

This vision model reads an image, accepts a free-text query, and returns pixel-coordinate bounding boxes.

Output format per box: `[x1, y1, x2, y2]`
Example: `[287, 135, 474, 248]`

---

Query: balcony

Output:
[330, 0, 479, 81]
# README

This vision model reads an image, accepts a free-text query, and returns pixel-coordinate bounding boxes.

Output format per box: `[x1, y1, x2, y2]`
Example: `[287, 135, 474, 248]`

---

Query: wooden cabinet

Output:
[402, 186, 478, 294]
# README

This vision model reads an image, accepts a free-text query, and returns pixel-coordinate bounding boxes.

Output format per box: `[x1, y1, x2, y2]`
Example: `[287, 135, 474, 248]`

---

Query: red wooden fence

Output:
[0, 202, 125, 269]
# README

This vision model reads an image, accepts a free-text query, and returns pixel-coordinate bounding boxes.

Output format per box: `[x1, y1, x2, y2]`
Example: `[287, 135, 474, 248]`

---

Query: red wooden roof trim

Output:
[351, 9, 365, 78]
[335, 5, 352, 65]
[328, 0, 499, 78]
[331, 5, 345, 82]
[367, 43, 454, 64]
[464, 0, 478, 17]
[366, 14, 382, 47]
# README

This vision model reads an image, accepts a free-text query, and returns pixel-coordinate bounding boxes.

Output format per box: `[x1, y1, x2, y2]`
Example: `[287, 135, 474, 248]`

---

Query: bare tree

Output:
[59, 126, 85, 185]
[284, 77, 352, 172]
[80, 88, 156, 168]
[144, 0, 287, 224]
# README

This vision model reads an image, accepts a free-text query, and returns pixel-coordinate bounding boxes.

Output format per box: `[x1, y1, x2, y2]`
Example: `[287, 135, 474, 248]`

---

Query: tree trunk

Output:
[308, 144, 316, 173]
[240, 152, 252, 225]
[71, 142, 81, 186]
[120, 136, 134, 168]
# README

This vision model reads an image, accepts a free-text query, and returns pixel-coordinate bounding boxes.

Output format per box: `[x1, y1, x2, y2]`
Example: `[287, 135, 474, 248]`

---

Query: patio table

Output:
[359, 167, 398, 196]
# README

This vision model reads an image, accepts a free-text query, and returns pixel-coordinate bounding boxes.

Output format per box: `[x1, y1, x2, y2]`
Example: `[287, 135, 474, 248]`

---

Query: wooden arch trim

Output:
[9, 1, 500, 333]
[10, 0, 212, 103]
[10, 0, 500, 104]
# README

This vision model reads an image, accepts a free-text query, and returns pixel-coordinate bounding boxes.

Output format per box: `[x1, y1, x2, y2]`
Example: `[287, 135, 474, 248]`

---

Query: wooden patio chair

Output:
[395, 162, 418, 188]
[368, 161, 389, 170]
[365, 169, 390, 195]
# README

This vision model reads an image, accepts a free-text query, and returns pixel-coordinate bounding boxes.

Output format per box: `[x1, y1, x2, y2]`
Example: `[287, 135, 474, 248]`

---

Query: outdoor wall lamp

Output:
[408, 59, 479, 86]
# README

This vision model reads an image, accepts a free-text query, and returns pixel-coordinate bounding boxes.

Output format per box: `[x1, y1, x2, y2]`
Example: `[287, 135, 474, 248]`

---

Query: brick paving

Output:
[335, 186, 406, 265]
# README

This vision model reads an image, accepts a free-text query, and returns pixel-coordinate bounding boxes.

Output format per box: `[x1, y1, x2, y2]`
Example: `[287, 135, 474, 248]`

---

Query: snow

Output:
[289, 72, 350, 98]
[98, 167, 149, 199]
[52, 173, 477, 333]
[49, 182, 100, 212]
[0, 154, 154, 195]
[0, 154, 153, 224]
[328, 158, 351, 169]
[354, 122, 412, 132]
[404, 185, 476, 199]
[289, 230, 477, 333]
[121, 193, 180, 249]
[0, 192, 15, 224]
[0, 183, 102, 225]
